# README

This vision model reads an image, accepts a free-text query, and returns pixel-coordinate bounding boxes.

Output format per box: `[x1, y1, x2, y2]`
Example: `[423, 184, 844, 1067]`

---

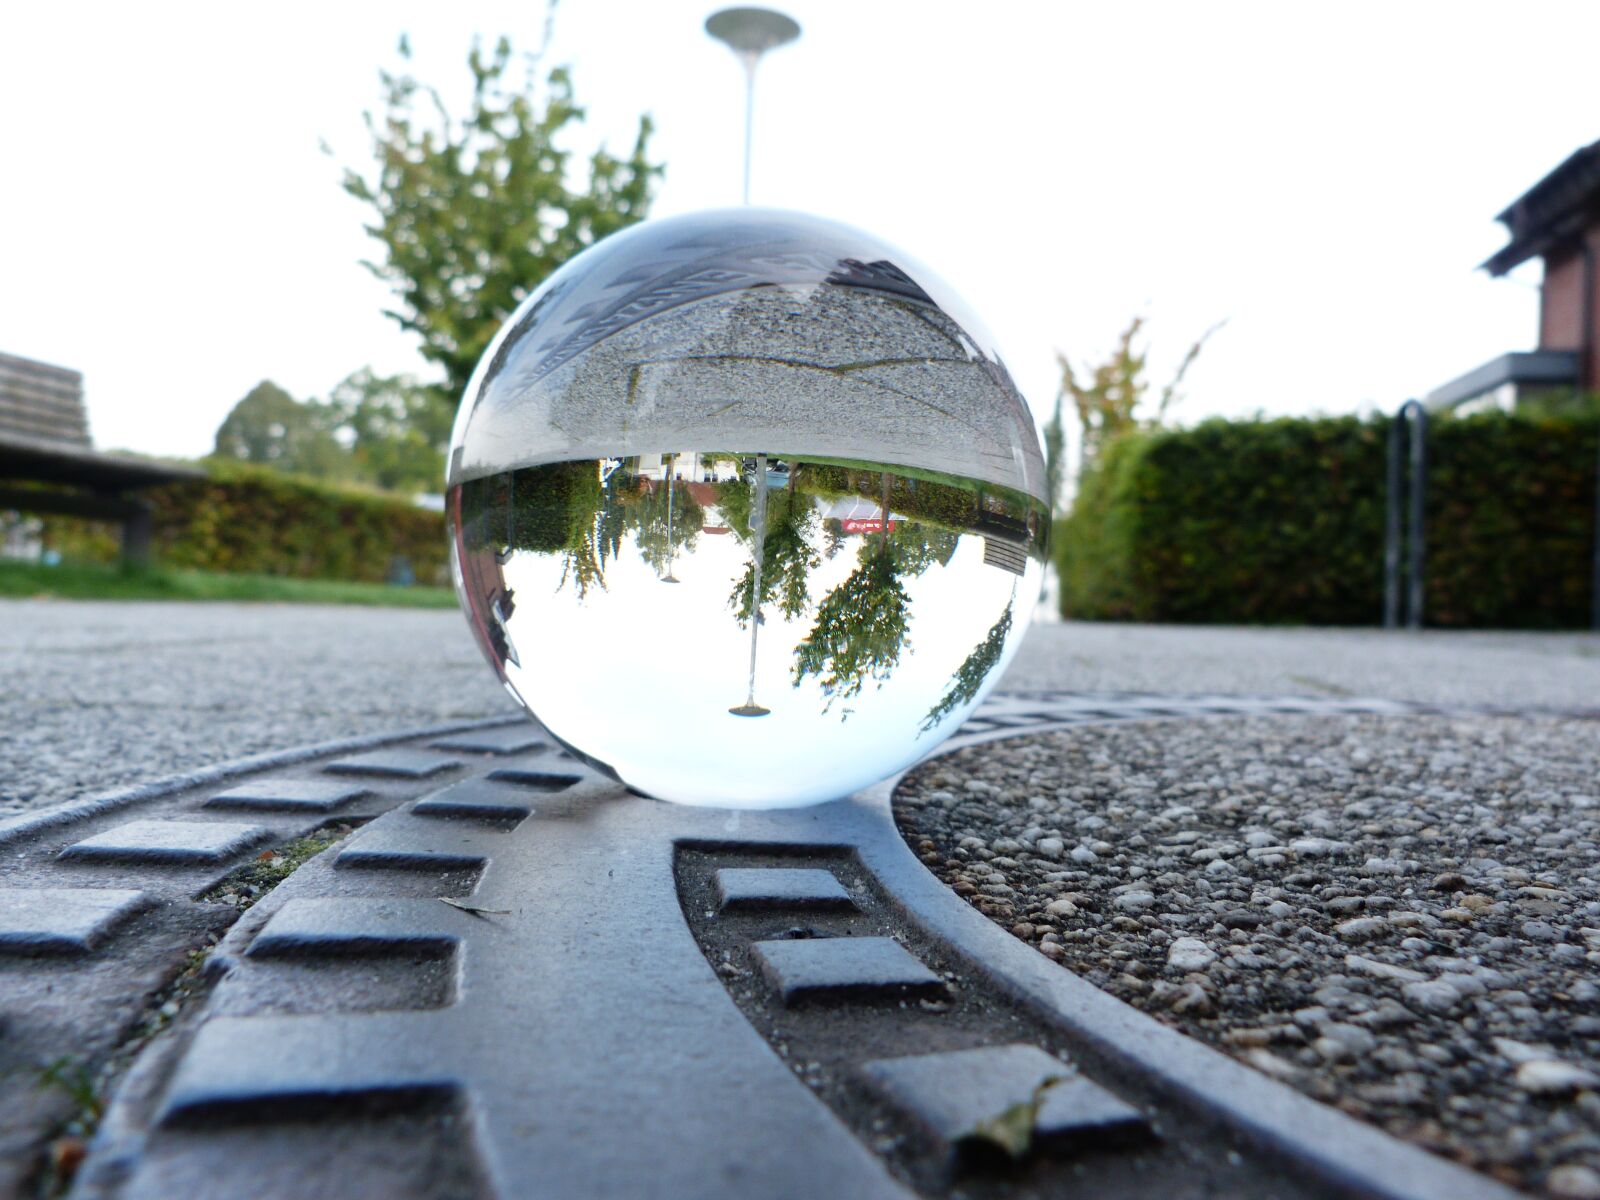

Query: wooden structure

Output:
[0, 351, 203, 564]
[1430, 139, 1600, 410]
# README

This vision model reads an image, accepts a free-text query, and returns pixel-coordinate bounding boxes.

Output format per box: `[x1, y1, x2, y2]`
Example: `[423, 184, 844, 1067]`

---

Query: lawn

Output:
[0, 561, 457, 608]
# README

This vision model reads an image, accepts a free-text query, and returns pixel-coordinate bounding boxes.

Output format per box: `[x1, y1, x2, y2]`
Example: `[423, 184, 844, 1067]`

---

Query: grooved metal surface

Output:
[205, 780, 371, 813]
[858, 1043, 1148, 1160]
[0, 693, 1554, 1198]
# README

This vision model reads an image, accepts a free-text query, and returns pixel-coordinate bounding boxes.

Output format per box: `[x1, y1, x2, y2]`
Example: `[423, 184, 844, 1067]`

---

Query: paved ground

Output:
[896, 714, 1600, 1198]
[1, 601, 512, 816]
[6, 600, 1599, 815]
[1007, 623, 1600, 709]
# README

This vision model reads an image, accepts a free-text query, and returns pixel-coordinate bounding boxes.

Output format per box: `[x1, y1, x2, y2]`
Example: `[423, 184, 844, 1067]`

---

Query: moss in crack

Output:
[32, 823, 359, 1195]
[32, 943, 213, 1198]
[33, 1057, 101, 1194]
[198, 822, 358, 911]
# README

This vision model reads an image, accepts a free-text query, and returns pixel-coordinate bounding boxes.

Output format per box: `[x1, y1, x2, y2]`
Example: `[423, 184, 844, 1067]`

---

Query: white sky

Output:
[3, 1, 1596, 461]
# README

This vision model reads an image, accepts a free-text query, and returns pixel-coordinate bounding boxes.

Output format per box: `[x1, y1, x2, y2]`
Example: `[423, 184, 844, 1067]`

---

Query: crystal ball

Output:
[447, 209, 1048, 808]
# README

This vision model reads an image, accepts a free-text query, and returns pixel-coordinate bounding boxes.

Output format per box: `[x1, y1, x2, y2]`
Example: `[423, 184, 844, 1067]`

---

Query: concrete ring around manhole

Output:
[4, 693, 1534, 1199]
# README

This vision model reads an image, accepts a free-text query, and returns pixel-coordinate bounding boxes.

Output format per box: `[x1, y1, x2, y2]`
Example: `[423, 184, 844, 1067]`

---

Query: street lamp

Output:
[661, 455, 680, 583]
[704, 7, 800, 205]
[729, 453, 772, 717]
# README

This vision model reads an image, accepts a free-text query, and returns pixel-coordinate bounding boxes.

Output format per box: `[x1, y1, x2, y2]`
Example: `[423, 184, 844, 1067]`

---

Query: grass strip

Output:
[0, 562, 456, 608]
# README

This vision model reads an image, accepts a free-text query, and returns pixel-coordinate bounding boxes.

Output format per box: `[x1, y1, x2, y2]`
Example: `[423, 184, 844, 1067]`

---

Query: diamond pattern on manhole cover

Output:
[714, 867, 857, 913]
[59, 819, 271, 865]
[323, 750, 461, 778]
[858, 1043, 1149, 1161]
[204, 779, 371, 812]
[750, 936, 947, 1005]
[0, 887, 151, 955]
[429, 726, 548, 755]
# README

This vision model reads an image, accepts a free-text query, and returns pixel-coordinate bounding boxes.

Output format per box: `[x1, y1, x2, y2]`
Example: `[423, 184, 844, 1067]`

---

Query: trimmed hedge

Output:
[28, 463, 448, 585]
[1058, 413, 1599, 628]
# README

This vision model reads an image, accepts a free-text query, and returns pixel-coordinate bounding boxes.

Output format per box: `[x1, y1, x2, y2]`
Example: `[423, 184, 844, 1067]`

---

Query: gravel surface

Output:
[895, 714, 1600, 1198]
[1, 600, 513, 815]
[1010, 622, 1600, 710]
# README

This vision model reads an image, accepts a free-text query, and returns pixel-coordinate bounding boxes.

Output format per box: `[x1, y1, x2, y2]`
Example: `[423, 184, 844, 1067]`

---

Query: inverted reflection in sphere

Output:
[447, 210, 1048, 808]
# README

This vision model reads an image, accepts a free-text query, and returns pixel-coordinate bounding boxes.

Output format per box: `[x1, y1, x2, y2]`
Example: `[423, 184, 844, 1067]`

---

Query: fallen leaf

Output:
[50, 1136, 87, 1177]
[256, 849, 276, 861]
[439, 897, 511, 917]
[957, 1075, 1064, 1161]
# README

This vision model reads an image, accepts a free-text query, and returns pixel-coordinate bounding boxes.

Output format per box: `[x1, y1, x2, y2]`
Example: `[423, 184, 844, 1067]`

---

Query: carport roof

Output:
[1481, 138, 1600, 276]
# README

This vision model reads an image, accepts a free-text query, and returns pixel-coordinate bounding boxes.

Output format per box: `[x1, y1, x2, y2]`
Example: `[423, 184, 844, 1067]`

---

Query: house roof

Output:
[1482, 138, 1600, 276]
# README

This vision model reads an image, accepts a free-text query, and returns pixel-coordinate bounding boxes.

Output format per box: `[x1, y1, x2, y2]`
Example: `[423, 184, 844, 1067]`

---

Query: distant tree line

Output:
[211, 373, 447, 495]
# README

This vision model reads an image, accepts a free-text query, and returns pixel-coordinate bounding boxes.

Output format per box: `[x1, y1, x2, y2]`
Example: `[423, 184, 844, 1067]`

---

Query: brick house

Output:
[1429, 138, 1600, 411]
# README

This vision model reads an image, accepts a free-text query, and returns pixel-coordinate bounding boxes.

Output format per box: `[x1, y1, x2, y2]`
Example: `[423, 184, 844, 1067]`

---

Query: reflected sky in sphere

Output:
[447, 210, 1048, 808]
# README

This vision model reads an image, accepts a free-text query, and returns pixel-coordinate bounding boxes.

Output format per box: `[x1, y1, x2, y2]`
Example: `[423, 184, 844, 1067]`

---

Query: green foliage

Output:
[465, 462, 705, 598]
[886, 521, 960, 574]
[1057, 413, 1599, 628]
[0, 561, 455, 606]
[1041, 392, 1066, 516]
[1057, 316, 1223, 467]
[340, 34, 663, 410]
[1512, 389, 1600, 419]
[923, 599, 1013, 731]
[636, 475, 704, 579]
[504, 461, 603, 554]
[39, 1056, 103, 1127]
[798, 462, 1041, 545]
[211, 373, 446, 494]
[212, 380, 348, 479]
[793, 545, 912, 713]
[147, 462, 448, 585]
[729, 481, 820, 623]
[328, 368, 448, 493]
[1425, 412, 1599, 628]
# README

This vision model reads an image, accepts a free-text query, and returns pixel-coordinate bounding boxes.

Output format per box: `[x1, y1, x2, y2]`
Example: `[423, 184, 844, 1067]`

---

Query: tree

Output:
[791, 544, 912, 716]
[1042, 393, 1067, 516]
[921, 599, 1013, 732]
[729, 474, 822, 624]
[1057, 316, 1225, 468]
[328, 369, 447, 494]
[212, 381, 347, 479]
[636, 476, 704, 578]
[339, 32, 664, 421]
[792, 474, 954, 717]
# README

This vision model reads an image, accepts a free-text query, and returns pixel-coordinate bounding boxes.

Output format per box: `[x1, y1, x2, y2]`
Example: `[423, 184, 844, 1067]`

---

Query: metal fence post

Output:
[1383, 414, 1403, 629]
[1384, 401, 1427, 630]
[1405, 401, 1427, 631]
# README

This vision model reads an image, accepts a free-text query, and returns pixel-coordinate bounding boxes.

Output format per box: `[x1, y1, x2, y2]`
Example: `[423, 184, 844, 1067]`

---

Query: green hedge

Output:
[28, 463, 448, 585]
[1058, 413, 1599, 628]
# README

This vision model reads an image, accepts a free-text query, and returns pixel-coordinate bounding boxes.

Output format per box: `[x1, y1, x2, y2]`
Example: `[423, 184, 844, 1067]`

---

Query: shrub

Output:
[31, 463, 447, 584]
[1057, 412, 1598, 628]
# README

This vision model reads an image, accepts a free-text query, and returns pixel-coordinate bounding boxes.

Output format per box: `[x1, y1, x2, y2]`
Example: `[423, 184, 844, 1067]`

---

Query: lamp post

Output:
[729, 454, 772, 717]
[661, 454, 680, 583]
[704, 7, 800, 205]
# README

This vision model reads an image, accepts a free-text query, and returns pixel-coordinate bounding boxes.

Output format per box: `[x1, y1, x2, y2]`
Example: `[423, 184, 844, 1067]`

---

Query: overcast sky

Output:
[3, 1, 1596, 461]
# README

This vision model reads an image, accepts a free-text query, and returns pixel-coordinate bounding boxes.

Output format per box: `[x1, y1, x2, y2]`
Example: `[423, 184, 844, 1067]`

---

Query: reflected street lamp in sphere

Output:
[704, 7, 800, 204]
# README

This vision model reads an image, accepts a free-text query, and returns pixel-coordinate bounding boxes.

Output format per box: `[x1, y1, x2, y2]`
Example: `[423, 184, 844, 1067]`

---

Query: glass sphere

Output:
[447, 210, 1047, 808]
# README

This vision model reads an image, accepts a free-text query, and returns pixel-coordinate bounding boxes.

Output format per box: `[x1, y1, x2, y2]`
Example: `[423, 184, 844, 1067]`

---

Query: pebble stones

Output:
[894, 713, 1600, 1197]
[1166, 937, 1216, 972]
